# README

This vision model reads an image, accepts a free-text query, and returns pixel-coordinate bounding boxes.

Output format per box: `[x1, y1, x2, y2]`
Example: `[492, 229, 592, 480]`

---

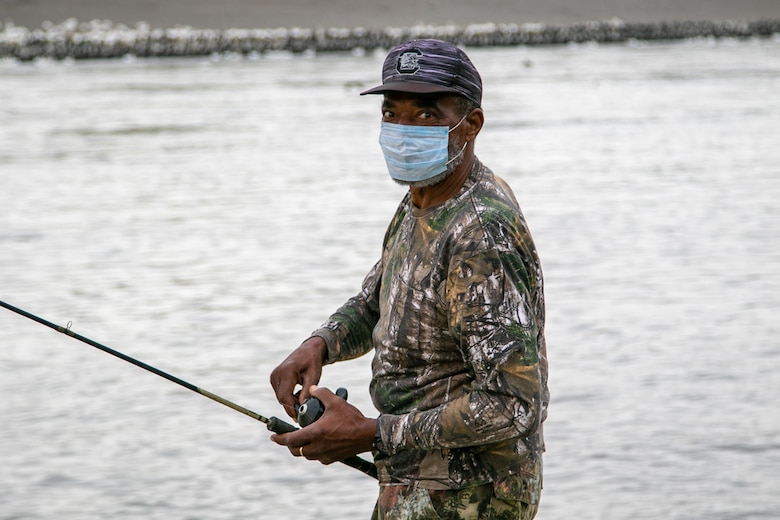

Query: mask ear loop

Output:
[447, 114, 469, 134]
[446, 141, 468, 167]
[445, 114, 470, 167]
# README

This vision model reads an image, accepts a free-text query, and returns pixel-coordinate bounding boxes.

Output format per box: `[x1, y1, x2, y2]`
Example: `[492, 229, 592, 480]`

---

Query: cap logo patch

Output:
[397, 49, 422, 74]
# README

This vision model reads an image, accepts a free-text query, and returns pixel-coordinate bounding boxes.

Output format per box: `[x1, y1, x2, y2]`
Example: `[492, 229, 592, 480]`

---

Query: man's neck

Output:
[409, 155, 476, 210]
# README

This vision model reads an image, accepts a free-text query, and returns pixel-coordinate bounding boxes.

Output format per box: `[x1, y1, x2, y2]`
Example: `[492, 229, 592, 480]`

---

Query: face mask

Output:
[378, 116, 467, 183]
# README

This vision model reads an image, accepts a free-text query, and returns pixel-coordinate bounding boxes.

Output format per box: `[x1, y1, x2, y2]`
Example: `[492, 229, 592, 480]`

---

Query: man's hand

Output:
[270, 386, 377, 464]
[269, 336, 328, 420]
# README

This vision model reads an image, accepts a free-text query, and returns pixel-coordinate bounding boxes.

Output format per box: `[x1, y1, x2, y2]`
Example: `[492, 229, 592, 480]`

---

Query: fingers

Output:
[269, 338, 327, 419]
[271, 435, 309, 458]
[308, 385, 335, 405]
[291, 442, 310, 459]
[292, 443, 334, 465]
[271, 430, 316, 460]
[269, 368, 310, 420]
[296, 379, 317, 403]
[272, 382, 298, 419]
[269, 365, 294, 411]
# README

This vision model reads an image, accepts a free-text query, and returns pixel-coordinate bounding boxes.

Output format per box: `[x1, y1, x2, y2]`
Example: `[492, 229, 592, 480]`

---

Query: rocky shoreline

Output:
[2, 17, 779, 61]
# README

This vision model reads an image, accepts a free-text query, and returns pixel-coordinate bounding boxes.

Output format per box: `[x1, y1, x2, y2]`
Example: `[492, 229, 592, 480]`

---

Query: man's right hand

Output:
[269, 336, 327, 420]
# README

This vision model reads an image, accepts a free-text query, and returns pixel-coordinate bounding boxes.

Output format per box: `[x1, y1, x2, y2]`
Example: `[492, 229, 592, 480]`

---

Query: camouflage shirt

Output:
[313, 160, 548, 502]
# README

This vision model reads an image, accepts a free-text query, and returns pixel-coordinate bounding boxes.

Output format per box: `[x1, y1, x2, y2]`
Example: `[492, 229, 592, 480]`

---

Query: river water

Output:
[1, 36, 779, 520]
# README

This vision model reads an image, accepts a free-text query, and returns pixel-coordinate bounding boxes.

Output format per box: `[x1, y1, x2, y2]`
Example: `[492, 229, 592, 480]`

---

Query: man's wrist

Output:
[303, 334, 328, 364]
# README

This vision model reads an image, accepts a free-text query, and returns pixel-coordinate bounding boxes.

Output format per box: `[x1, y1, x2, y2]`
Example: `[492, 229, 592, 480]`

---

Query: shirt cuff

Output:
[308, 329, 338, 365]
[376, 413, 408, 455]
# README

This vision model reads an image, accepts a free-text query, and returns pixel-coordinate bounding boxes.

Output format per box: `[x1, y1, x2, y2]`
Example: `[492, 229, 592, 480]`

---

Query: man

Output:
[270, 38, 548, 519]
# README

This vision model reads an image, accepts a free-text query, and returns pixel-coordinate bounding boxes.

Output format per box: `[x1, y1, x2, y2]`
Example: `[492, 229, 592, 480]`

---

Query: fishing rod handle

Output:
[266, 416, 298, 434]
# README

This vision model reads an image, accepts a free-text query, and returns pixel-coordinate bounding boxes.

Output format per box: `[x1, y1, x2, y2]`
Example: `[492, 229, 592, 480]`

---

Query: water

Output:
[1, 37, 779, 519]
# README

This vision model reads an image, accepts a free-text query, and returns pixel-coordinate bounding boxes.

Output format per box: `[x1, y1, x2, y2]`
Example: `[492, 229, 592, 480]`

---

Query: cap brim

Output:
[360, 80, 462, 97]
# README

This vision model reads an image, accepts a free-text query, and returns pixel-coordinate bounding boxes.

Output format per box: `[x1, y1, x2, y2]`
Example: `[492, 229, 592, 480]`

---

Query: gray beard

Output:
[393, 138, 466, 189]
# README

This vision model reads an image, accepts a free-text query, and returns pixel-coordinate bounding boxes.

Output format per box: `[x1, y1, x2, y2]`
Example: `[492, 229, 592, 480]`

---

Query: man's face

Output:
[380, 92, 463, 129]
[380, 92, 467, 187]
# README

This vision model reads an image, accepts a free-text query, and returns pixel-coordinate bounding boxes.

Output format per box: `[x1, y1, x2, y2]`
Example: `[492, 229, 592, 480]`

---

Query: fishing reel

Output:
[295, 387, 348, 427]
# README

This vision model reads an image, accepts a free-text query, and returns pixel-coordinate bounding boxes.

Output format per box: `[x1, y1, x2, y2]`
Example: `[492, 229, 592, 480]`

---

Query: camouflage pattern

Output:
[313, 160, 547, 504]
[371, 478, 540, 520]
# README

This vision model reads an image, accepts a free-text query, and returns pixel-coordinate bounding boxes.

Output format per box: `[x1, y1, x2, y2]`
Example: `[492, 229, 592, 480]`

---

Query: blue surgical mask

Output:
[378, 117, 467, 183]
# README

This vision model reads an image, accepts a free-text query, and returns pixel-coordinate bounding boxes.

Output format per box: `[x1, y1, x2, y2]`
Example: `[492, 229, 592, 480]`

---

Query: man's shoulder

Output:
[472, 161, 519, 203]
[469, 163, 524, 226]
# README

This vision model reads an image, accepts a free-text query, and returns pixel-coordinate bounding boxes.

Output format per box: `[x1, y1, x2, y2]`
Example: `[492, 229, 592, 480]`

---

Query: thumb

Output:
[309, 385, 339, 405]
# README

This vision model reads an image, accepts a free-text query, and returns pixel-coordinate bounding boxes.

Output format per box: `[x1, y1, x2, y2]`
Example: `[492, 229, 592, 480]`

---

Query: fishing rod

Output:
[0, 298, 378, 480]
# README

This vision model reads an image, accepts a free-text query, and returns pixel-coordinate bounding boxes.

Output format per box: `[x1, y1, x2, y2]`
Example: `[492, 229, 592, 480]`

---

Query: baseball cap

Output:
[361, 39, 483, 106]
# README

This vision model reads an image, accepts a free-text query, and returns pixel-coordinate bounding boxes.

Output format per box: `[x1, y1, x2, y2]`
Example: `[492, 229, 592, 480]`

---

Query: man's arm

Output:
[269, 260, 384, 461]
[269, 259, 383, 418]
[310, 259, 383, 364]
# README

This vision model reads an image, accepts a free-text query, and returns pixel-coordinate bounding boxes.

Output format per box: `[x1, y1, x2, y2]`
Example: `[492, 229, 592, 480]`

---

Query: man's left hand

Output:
[270, 385, 377, 464]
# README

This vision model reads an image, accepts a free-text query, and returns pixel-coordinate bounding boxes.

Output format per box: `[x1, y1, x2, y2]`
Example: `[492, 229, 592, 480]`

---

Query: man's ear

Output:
[465, 108, 485, 142]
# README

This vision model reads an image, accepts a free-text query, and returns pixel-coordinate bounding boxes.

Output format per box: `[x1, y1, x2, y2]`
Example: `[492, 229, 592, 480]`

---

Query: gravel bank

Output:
[2, 17, 779, 61]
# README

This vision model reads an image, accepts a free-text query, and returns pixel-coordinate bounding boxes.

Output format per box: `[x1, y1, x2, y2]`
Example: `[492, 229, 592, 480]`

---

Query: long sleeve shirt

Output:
[312, 160, 548, 502]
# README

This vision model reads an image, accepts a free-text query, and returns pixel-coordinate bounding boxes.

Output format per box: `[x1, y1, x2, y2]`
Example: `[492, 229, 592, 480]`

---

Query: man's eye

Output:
[382, 110, 394, 118]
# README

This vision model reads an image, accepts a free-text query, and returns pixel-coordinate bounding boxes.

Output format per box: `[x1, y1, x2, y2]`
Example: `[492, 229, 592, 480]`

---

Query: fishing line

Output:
[0, 298, 377, 480]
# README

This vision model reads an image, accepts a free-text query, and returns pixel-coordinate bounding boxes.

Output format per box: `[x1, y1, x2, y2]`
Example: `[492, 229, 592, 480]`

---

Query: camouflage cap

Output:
[361, 39, 483, 106]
